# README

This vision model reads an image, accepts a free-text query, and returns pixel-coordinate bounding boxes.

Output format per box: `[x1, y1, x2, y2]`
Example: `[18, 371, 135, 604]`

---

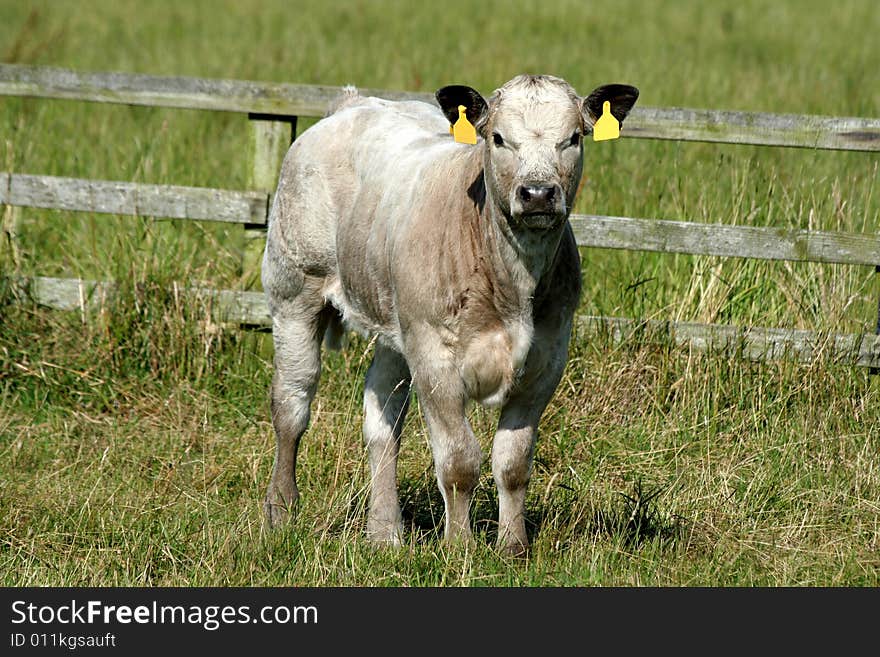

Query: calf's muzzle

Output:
[513, 182, 565, 227]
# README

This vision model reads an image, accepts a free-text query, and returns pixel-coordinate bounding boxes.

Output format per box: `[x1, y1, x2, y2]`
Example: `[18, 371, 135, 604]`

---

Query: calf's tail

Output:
[325, 85, 361, 117]
[322, 307, 347, 351]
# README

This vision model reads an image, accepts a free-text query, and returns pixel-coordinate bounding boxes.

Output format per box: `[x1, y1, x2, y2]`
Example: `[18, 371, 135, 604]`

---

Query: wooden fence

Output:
[2, 63, 879, 368]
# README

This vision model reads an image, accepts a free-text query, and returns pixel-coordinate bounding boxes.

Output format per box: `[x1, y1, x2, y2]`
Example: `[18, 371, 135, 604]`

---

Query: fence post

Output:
[1, 204, 21, 274]
[242, 113, 296, 289]
[2, 140, 21, 277]
[872, 265, 880, 376]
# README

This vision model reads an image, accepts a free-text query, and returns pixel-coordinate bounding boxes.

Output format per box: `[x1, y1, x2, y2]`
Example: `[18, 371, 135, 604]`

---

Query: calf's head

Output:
[437, 75, 639, 230]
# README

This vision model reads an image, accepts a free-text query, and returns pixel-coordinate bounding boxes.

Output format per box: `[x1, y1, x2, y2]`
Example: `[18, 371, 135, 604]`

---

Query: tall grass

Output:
[1, 0, 878, 586]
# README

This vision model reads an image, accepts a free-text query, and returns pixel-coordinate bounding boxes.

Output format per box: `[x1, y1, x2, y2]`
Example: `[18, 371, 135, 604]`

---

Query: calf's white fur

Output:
[262, 74, 638, 554]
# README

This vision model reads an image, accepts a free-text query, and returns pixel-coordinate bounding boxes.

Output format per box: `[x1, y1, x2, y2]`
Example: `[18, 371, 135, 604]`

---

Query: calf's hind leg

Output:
[363, 344, 412, 545]
[263, 302, 332, 527]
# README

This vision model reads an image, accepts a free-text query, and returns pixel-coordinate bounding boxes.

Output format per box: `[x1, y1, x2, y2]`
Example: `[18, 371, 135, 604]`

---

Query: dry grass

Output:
[1, 0, 879, 586]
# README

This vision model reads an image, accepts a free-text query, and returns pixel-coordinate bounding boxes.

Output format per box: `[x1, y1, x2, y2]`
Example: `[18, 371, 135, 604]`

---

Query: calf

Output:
[261, 74, 638, 555]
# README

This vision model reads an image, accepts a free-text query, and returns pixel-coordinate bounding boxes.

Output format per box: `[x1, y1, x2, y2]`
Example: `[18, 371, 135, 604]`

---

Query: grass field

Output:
[1, 0, 879, 586]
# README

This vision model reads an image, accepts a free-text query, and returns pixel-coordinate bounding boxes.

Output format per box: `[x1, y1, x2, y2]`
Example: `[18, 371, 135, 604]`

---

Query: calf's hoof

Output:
[498, 537, 530, 559]
[366, 521, 405, 548]
[263, 484, 298, 528]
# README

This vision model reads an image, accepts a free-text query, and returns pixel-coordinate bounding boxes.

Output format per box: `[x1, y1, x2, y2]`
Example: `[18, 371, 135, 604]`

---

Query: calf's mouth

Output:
[512, 210, 568, 231]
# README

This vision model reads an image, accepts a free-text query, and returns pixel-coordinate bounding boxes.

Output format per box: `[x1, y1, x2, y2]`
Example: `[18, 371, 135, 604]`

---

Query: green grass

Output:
[1, 0, 879, 586]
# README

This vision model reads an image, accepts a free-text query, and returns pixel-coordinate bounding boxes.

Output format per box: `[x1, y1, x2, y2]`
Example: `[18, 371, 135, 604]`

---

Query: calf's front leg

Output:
[493, 327, 571, 556]
[417, 387, 483, 543]
[492, 399, 541, 556]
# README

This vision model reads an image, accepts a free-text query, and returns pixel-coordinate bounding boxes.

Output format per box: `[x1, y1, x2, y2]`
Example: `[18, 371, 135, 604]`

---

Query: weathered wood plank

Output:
[241, 117, 294, 287]
[196, 286, 272, 325]
[569, 214, 880, 267]
[625, 106, 880, 151]
[2, 64, 878, 151]
[14, 275, 272, 326]
[872, 265, 880, 375]
[249, 117, 295, 193]
[0, 63, 432, 119]
[0, 173, 268, 224]
[3, 172, 879, 266]
[1, 203, 22, 272]
[577, 315, 880, 368]
[12, 276, 880, 367]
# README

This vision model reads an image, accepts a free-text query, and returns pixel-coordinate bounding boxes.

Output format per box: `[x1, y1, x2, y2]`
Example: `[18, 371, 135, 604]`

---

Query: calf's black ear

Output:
[435, 85, 489, 134]
[582, 84, 640, 128]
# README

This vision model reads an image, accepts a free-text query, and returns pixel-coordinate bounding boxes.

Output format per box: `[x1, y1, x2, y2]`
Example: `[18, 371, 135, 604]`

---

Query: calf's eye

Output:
[493, 132, 505, 147]
[569, 131, 580, 147]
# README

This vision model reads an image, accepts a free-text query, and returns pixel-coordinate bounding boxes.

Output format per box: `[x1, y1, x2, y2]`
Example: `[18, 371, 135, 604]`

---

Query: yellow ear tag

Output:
[592, 100, 620, 142]
[452, 105, 477, 144]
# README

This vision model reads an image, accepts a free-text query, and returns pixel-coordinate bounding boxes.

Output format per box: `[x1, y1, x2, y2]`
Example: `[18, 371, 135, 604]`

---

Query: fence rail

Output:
[4, 172, 879, 267]
[10, 275, 879, 369]
[2, 64, 879, 371]
[0, 173, 268, 224]
[2, 64, 880, 151]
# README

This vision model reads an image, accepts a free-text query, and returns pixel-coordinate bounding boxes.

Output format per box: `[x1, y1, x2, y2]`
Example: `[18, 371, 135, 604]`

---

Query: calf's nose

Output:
[517, 184, 556, 206]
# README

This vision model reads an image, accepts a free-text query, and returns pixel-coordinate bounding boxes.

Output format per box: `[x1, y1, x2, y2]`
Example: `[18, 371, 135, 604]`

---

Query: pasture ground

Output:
[1, 0, 878, 586]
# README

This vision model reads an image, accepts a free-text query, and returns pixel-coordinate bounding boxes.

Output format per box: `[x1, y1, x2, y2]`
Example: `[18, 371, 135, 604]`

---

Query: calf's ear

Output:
[581, 84, 640, 130]
[435, 85, 490, 135]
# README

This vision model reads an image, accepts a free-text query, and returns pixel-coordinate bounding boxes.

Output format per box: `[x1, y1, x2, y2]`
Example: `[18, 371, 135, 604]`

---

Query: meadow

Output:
[1, 0, 878, 586]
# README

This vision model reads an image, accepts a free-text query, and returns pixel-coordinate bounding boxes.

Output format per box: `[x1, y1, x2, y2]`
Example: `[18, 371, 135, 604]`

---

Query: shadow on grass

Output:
[397, 476, 446, 544]
[388, 475, 687, 551]
[526, 477, 687, 551]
